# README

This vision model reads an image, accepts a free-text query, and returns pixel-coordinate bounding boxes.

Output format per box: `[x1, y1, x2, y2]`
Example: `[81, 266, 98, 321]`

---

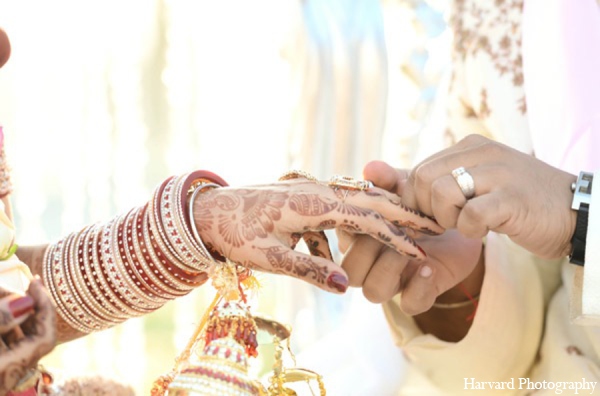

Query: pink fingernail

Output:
[9, 295, 34, 319]
[420, 265, 432, 278]
[327, 272, 348, 293]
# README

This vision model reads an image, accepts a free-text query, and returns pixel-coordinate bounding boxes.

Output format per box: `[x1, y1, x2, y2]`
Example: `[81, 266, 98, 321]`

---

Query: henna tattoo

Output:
[338, 219, 364, 234]
[386, 222, 407, 237]
[0, 331, 56, 393]
[0, 309, 11, 328]
[1, 363, 27, 394]
[377, 232, 392, 244]
[290, 233, 302, 250]
[217, 191, 288, 247]
[390, 219, 439, 236]
[193, 205, 214, 234]
[317, 219, 336, 229]
[336, 203, 373, 217]
[260, 246, 328, 284]
[214, 194, 240, 211]
[288, 194, 338, 216]
[398, 202, 436, 220]
[303, 233, 328, 258]
[332, 188, 360, 201]
[364, 190, 382, 197]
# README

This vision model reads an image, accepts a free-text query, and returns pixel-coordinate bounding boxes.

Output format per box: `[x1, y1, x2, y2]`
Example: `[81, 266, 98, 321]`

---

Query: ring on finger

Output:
[451, 167, 475, 199]
[279, 170, 318, 182]
[329, 175, 374, 191]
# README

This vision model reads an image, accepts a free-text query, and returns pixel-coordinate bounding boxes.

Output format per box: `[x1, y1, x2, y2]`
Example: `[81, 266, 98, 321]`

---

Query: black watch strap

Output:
[570, 202, 589, 266]
[570, 172, 593, 266]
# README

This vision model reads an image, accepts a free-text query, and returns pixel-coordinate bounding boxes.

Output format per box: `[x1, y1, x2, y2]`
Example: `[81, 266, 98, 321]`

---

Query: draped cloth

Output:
[523, 0, 600, 174]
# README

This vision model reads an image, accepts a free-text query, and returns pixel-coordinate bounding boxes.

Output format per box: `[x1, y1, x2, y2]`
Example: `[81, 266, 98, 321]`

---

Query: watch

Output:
[570, 171, 593, 266]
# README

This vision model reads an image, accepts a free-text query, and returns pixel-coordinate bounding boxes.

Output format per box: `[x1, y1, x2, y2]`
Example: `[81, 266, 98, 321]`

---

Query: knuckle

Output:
[462, 134, 488, 146]
[430, 179, 447, 202]
[413, 163, 434, 187]
[476, 139, 505, 160]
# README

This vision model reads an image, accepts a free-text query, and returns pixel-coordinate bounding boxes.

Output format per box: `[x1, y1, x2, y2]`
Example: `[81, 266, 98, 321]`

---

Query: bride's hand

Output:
[193, 178, 443, 293]
[0, 279, 56, 393]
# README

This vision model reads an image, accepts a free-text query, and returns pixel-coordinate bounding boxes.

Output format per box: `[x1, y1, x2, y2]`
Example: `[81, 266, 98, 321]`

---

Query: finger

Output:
[336, 228, 354, 253]
[245, 243, 349, 294]
[26, 278, 57, 342]
[0, 294, 35, 334]
[286, 185, 442, 237]
[362, 247, 411, 303]
[402, 136, 497, 214]
[4, 325, 25, 345]
[331, 208, 427, 259]
[363, 161, 408, 193]
[302, 231, 333, 260]
[341, 235, 385, 287]
[345, 188, 444, 235]
[400, 263, 439, 315]
[286, 193, 429, 259]
[429, 175, 466, 229]
[457, 193, 509, 239]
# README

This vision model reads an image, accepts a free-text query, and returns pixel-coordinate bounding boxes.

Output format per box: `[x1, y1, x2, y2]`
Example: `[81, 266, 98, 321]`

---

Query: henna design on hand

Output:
[216, 191, 288, 247]
[338, 219, 364, 233]
[0, 310, 11, 328]
[288, 194, 338, 216]
[303, 232, 329, 258]
[260, 246, 329, 284]
[289, 233, 302, 250]
[335, 203, 373, 217]
[0, 280, 57, 393]
[317, 219, 336, 229]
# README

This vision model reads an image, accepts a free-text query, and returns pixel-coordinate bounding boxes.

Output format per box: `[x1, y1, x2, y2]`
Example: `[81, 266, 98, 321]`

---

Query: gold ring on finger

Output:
[328, 175, 374, 191]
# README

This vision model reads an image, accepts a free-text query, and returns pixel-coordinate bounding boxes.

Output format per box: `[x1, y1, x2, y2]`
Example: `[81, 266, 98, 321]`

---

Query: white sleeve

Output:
[383, 233, 545, 394]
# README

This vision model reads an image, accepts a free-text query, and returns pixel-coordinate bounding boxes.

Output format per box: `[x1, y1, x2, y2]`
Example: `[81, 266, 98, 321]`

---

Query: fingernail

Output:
[9, 295, 34, 319]
[327, 272, 349, 293]
[420, 265, 432, 278]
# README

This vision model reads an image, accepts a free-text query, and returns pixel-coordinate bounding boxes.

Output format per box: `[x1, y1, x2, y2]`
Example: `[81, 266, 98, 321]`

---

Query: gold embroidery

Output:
[450, 0, 525, 116]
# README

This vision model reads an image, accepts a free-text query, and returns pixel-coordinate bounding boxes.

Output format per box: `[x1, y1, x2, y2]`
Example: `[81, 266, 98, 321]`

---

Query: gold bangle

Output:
[279, 170, 318, 182]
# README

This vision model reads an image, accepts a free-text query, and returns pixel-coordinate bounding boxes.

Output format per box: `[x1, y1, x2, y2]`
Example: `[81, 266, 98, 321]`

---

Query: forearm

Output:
[15, 172, 221, 343]
[15, 245, 45, 279]
[413, 249, 485, 342]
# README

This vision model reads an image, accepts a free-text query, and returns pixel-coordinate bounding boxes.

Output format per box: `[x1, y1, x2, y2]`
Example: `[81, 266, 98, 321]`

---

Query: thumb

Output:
[363, 161, 409, 195]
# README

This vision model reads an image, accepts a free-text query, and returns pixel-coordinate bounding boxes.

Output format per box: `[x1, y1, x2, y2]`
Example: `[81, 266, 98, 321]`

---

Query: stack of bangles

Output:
[42, 171, 226, 334]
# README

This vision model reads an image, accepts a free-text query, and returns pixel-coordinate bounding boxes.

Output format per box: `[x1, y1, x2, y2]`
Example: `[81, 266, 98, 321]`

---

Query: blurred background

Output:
[0, 0, 449, 394]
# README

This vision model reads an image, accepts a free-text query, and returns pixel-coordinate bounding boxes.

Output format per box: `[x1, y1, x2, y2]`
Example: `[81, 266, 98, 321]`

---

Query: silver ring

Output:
[451, 167, 475, 199]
